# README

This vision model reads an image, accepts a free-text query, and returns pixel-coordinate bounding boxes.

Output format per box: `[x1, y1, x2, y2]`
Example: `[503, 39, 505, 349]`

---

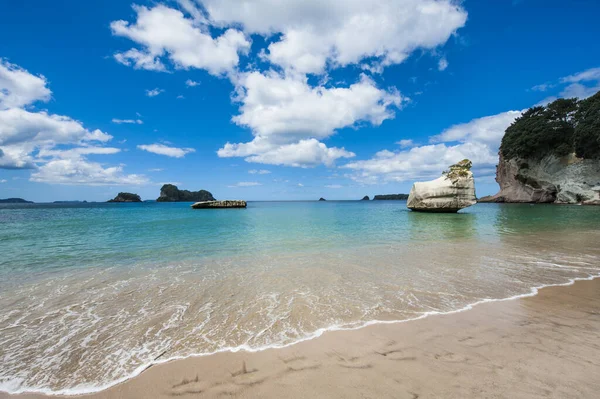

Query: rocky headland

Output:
[157, 184, 216, 202]
[0, 198, 33, 204]
[373, 194, 409, 200]
[480, 92, 600, 204]
[407, 159, 477, 213]
[108, 193, 142, 202]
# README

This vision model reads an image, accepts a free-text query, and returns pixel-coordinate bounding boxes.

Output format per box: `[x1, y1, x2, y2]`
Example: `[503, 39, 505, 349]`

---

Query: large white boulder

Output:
[407, 160, 477, 213]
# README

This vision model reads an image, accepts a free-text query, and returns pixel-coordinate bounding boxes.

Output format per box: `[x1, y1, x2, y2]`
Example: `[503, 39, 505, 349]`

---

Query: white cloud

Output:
[0, 179, 6, 183]
[344, 110, 522, 184]
[185, 79, 200, 87]
[297, 183, 304, 187]
[148, 168, 164, 172]
[219, 137, 355, 167]
[200, 0, 467, 75]
[145, 88, 164, 97]
[560, 67, 600, 84]
[397, 139, 414, 148]
[137, 143, 195, 158]
[112, 118, 143, 124]
[218, 72, 401, 167]
[438, 57, 448, 71]
[111, 5, 251, 76]
[248, 169, 271, 174]
[177, 95, 185, 99]
[0, 59, 52, 109]
[228, 181, 262, 187]
[535, 66, 600, 104]
[0, 60, 144, 184]
[30, 158, 148, 185]
[325, 184, 343, 189]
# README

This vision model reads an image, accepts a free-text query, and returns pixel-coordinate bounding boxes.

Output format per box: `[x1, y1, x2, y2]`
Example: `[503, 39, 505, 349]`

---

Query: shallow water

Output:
[1, 201, 599, 394]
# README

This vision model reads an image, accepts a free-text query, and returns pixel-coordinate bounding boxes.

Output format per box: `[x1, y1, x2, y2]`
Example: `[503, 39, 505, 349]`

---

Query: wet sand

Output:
[4, 278, 600, 399]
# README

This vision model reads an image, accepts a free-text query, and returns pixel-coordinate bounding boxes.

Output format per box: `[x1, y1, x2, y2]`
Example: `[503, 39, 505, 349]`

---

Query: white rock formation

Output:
[407, 161, 477, 213]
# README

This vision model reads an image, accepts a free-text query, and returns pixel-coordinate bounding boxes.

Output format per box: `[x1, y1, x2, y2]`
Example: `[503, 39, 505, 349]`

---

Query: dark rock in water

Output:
[319, 197, 326, 201]
[373, 194, 409, 200]
[191, 200, 246, 209]
[361, 196, 370, 201]
[157, 184, 216, 202]
[108, 192, 142, 202]
[0, 198, 33, 204]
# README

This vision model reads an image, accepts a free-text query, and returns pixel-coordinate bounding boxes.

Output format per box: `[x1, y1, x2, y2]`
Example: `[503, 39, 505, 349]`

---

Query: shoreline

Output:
[3, 275, 600, 398]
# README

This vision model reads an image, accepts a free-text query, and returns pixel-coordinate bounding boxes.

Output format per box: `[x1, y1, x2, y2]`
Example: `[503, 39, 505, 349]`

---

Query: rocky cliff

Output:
[108, 192, 141, 202]
[157, 184, 216, 202]
[479, 153, 600, 204]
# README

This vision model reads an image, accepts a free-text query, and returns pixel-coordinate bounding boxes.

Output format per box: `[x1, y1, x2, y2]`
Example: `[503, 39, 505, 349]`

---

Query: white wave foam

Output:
[2, 272, 598, 397]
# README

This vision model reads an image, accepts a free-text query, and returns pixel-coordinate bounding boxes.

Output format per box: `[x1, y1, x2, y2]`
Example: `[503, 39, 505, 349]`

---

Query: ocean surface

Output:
[1, 201, 599, 395]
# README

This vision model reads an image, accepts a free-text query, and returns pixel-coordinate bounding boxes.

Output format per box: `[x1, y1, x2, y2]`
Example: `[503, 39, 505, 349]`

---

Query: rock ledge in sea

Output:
[407, 159, 477, 213]
[108, 193, 142, 202]
[373, 194, 409, 200]
[191, 200, 247, 209]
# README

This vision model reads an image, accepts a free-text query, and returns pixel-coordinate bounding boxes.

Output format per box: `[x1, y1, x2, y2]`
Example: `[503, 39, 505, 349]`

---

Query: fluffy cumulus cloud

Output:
[0, 59, 52, 109]
[111, 5, 251, 76]
[344, 111, 521, 183]
[200, 0, 467, 74]
[217, 72, 402, 166]
[109, 1, 467, 168]
[137, 143, 195, 158]
[0, 59, 146, 184]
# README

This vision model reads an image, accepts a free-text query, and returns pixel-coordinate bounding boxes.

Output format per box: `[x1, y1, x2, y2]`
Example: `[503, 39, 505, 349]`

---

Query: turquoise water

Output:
[1, 201, 599, 394]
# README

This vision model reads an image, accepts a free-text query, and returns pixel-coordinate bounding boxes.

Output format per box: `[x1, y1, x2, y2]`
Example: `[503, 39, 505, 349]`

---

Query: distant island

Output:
[373, 194, 409, 200]
[0, 198, 33, 204]
[361, 196, 370, 201]
[108, 193, 142, 203]
[319, 197, 326, 201]
[157, 184, 216, 202]
[480, 91, 600, 204]
[53, 200, 88, 204]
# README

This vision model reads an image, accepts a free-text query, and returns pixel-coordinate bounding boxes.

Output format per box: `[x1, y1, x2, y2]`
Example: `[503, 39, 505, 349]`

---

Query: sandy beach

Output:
[3, 277, 599, 399]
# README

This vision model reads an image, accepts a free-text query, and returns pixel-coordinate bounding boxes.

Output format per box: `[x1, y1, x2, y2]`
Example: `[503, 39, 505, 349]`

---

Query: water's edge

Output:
[3, 273, 599, 397]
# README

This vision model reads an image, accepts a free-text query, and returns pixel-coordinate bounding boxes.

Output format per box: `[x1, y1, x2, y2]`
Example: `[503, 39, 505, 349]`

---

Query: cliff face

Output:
[157, 184, 216, 202]
[480, 153, 600, 204]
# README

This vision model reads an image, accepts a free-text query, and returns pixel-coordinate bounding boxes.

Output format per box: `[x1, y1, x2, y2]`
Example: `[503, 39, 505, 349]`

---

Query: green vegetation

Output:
[500, 91, 600, 160]
[443, 159, 472, 183]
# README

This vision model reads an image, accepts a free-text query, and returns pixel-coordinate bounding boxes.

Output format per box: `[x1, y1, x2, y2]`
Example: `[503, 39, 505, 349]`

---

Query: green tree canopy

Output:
[500, 93, 600, 160]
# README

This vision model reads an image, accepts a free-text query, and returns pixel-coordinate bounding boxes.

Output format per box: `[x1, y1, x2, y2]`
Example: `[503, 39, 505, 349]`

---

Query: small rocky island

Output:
[407, 159, 476, 213]
[361, 196, 370, 201]
[108, 192, 142, 202]
[479, 92, 600, 204]
[319, 198, 327, 201]
[157, 184, 216, 202]
[191, 200, 247, 209]
[373, 194, 409, 200]
[0, 198, 33, 204]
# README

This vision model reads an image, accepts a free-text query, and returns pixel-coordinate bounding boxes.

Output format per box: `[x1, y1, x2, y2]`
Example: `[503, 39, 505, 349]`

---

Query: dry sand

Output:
[4, 278, 600, 399]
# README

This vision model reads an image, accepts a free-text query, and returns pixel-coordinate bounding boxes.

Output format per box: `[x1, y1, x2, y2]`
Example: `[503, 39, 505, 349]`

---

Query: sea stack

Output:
[362, 196, 370, 201]
[191, 200, 247, 209]
[108, 192, 142, 202]
[407, 159, 477, 213]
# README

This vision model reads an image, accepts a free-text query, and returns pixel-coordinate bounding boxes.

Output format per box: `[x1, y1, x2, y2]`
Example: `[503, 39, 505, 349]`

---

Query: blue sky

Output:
[1, 0, 599, 202]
